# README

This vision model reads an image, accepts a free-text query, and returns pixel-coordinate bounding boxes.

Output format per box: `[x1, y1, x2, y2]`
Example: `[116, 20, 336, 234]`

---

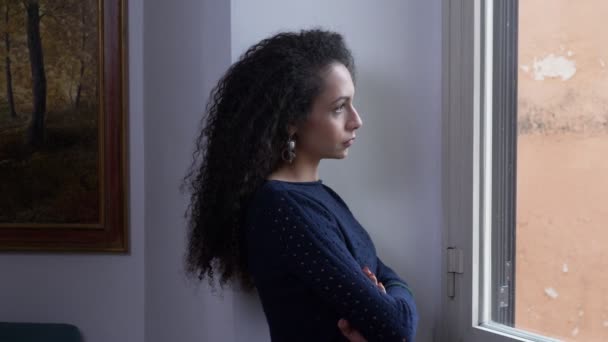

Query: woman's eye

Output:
[334, 104, 346, 113]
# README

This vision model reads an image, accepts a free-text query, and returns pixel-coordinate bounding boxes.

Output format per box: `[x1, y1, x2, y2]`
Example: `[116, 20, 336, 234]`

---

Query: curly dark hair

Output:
[180, 28, 356, 294]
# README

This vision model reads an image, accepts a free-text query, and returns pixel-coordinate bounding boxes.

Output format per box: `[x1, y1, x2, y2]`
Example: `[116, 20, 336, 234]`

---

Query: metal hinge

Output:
[498, 285, 509, 308]
[498, 260, 512, 308]
[447, 247, 463, 298]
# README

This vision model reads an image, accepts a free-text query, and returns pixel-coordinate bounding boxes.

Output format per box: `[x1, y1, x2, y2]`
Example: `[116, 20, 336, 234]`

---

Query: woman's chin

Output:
[322, 148, 349, 159]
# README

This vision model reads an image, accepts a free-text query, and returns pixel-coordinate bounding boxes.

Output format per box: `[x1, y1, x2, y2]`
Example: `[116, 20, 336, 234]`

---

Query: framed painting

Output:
[0, 0, 128, 252]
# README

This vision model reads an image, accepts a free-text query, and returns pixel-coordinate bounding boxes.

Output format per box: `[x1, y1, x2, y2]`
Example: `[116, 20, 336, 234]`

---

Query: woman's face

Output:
[293, 63, 363, 160]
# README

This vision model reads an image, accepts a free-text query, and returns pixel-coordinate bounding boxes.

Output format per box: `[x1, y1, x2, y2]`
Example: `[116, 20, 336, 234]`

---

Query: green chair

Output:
[0, 322, 82, 342]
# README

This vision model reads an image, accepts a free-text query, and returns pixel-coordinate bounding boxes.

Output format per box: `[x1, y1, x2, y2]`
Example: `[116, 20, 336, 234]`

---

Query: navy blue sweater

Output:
[244, 179, 418, 342]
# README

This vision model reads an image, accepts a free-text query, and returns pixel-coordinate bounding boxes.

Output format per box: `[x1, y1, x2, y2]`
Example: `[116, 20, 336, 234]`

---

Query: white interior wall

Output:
[0, 1, 442, 341]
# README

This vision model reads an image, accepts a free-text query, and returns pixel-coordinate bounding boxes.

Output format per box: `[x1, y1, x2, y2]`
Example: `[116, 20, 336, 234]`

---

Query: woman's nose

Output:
[350, 107, 363, 130]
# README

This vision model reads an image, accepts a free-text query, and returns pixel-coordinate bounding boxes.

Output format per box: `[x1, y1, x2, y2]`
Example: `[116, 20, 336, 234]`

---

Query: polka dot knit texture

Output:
[244, 179, 418, 342]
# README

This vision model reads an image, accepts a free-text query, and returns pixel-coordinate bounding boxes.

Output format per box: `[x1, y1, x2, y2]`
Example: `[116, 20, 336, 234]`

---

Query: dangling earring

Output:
[281, 135, 296, 163]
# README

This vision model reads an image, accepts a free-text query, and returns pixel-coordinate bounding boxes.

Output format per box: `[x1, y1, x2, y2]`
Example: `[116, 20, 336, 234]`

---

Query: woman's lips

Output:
[344, 138, 355, 147]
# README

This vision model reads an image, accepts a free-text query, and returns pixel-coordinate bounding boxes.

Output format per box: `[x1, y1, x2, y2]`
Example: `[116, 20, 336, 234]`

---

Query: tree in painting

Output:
[0, 0, 100, 223]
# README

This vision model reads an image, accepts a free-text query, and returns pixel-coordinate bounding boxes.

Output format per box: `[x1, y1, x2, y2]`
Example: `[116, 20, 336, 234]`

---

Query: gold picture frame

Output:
[0, 0, 128, 252]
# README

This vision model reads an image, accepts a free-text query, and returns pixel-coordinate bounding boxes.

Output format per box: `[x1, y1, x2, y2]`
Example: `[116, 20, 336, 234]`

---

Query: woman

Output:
[182, 28, 418, 342]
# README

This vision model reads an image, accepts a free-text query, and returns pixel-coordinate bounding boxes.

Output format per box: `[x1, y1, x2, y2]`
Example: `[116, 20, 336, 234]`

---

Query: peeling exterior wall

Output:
[516, 1, 608, 342]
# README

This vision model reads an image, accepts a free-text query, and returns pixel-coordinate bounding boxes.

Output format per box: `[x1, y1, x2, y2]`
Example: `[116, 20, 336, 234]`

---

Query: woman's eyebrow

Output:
[331, 96, 350, 104]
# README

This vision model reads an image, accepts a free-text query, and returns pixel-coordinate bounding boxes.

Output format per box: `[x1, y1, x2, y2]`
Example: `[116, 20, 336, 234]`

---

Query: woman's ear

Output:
[288, 125, 298, 138]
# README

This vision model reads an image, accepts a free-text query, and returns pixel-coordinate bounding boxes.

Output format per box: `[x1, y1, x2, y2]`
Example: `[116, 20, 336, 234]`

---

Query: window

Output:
[442, 0, 607, 341]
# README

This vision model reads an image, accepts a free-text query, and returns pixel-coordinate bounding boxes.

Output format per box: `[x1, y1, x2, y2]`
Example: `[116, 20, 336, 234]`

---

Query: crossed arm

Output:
[339, 259, 416, 342]
[254, 190, 418, 342]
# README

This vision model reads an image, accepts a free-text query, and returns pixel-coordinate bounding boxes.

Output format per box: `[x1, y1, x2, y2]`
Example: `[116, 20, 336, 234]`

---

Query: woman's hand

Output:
[363, 266, 386, 294]
[339, 319, 407, 342]
[338, 318, 368, 342]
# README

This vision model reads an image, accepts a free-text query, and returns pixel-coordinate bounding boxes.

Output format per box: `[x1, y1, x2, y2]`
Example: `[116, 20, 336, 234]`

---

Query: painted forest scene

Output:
[0, 0, 100, 224]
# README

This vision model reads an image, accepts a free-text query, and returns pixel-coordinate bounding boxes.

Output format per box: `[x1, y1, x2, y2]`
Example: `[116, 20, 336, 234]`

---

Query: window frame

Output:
[441, 0, 562, 341]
